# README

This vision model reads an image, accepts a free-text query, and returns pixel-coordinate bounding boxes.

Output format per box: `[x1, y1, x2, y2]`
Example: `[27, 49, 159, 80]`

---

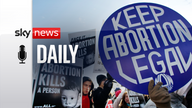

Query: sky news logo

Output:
[33, 28, 60, 39]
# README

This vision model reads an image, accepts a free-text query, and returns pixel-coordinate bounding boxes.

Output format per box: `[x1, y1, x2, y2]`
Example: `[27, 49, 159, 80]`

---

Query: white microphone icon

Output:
[18, 45, 27, 64]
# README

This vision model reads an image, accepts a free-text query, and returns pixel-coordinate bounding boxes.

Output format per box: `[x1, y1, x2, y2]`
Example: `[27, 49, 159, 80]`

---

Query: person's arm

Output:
[175, 79, 192, 97]
[113, 89, 125, 108]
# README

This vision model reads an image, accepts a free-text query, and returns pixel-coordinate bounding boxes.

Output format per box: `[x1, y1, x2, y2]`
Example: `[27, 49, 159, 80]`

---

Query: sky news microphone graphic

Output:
[18, 45, 27, 64]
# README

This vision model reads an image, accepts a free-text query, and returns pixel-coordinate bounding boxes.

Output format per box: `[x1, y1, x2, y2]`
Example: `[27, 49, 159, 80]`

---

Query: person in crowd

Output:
[145, 80, 186, 108]
[93, 73, 113, 108]
[113, 79, 188, 108]
[61, 81, 80, 108]
[174, 79, 192, 107]
[82, 76, 94, 108]
[115, 88, 122, 98]
[110, 88, 122, 103]
[113, 89, 131, 108]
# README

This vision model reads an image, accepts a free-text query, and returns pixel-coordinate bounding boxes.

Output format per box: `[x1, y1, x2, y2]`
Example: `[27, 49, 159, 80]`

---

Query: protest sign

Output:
[33, 63, 82, 108]
[105, 99, 113, 108]
[128, 90, 146, 108]
[93, 48, 108, 73]
[99, 2, 192, 94]
[69, 29, 96, 68]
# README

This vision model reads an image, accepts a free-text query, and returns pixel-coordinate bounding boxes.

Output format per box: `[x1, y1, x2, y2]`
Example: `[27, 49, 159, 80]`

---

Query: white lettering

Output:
[148, 51, 166, 74]
[163, 22, 179, 44]
[47, 45, 57, 63]
[112, 12, 127, 31]
[116, 60, 137, 84]
[125, 30, 141, 53]
[146, 25, 160, 48]
[173, 19, 192, 42]
[175, 46, 192, 71]
[103, 34, 119, 60]
[136, 5, 154, 25]
[165, 47, 184, 76]
[137, 27, 154, 51]
[114, 32, 129, 57]
[132, 54, 153, 84]
[149, 5, 164, 22]
[123, 6, 141, 28]
[37, 45, 47, 63]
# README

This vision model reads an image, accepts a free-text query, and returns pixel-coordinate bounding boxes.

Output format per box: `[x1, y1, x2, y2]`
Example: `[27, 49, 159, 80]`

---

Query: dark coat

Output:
[93, 80, 113, 108]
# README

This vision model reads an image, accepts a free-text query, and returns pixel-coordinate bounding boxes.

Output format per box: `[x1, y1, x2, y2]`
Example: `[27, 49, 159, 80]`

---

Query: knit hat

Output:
[97, 74, 107, 86]
[83, 76, 94, 90]
[115, 88, 121, 92]
[115, 90, 121, 97]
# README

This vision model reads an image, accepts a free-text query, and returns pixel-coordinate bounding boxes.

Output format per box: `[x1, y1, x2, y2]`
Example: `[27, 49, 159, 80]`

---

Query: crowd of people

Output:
[81, 73, 192, 108]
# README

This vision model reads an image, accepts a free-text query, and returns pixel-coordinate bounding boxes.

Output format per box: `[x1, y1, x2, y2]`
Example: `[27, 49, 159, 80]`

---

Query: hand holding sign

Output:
[99, 2, 192, 94]
[148, 80, 171, 108]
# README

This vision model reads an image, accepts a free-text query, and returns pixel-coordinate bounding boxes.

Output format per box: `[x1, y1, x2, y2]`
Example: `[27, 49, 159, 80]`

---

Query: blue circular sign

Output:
[99, 2, 192, 94]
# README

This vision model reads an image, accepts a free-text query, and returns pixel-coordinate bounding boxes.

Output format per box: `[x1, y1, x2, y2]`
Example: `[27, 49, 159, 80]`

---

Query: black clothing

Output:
[93, 80, 113, 108]
[186, 87, 192, 108]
